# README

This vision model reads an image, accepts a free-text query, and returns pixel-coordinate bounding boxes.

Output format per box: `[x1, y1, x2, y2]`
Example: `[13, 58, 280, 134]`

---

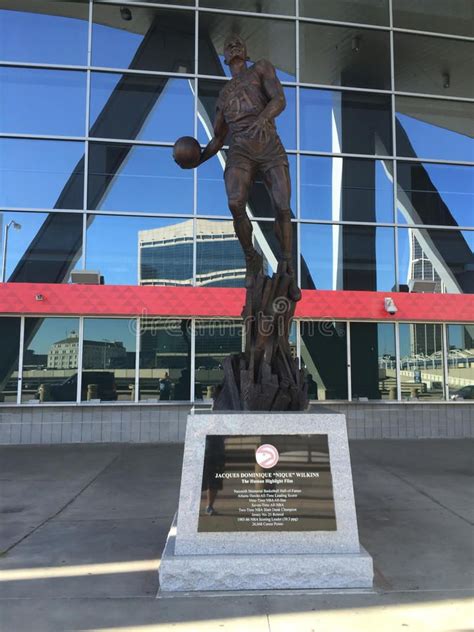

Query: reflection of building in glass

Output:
[139, 220, 246, 287]
[407, 230, 442, 355]
[47, 331, 79, 369]
[48, 332, 127, 370]
[407, 230, 442, 292]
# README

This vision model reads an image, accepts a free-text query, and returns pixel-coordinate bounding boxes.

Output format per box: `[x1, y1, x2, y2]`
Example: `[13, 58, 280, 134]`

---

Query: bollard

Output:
[38, 383, 51, 402]
[410, 386, 419, 399]
[87, 383, 99, 401]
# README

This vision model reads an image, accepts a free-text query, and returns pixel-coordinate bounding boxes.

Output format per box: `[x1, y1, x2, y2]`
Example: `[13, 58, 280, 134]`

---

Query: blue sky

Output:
[0, 8, 472, 290]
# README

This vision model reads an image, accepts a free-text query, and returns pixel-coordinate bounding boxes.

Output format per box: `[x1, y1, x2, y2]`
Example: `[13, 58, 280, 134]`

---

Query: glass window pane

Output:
[1, 211, 83, 284]
[21, 317, 80, 403]
[446, 324, 474, 400]
[301, 156, 393, 222]
[86, 215, 193, 286]
[197, 79, 295, 149]
[394, 33, 474, 99]
[200, 1, 295, 15]
[300, 321, 348, 400]
[300, 0, 389, 25]
[197, 154, 229, 216]
[82, 318, 136, 402]
[398, 227, 474, 294]
[350, 322, 396, 400]
[0, 68, 86, 137]
[0, 316, 20, 403]
[393, 0, 473, 38]
[92, 5, 195, 73]
[397, 163, 474, 229]
[251, 218, 297, 278]
[90, 73, 194, 142]
[0, 2, 88, 65]
[301, 223, 395, 291]
[135, 0, 194, 4]
[300, 23, 391, 90]
[196, 219, 245, 287]
[197, 79, 228, 146]
[197, 153, 297, 218]
[198, 13, 296, 80]
[399, 322, 445, 400]
[194, 320, 243, 401]
[0, 139, 85, 210]
[396, 96, 474, 163]
[87, 143, 193, 213]
[301, 89, 392, 155]
[139, 318, 191, 402]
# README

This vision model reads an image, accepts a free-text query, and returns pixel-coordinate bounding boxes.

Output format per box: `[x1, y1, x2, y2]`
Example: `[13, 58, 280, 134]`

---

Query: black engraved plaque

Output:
[198, 434, 336, 532]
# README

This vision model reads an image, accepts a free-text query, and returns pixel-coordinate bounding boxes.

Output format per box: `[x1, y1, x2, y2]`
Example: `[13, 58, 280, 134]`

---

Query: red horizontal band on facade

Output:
[0, 283, 473, 322]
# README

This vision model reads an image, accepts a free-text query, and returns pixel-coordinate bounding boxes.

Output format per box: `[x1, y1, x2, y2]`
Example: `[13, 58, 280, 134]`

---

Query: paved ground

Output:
[0, 440, 472, 631]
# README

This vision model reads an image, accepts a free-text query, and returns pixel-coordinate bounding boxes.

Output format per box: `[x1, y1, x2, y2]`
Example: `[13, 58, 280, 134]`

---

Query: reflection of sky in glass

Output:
[377, 323, 395, 357]
[83, 318, 136, 352]
[1, 212, 48, 280]
[300, 224, 395, 290]
[90, 145, 193, 213]
[0, 67, 87, 136]
[397, 163, 474, 228]
[92, 23, 143, 70]
[0, 8, 88, 65]
[26, 318, 79, 355]
[90, 75, 194, 142]
[397, 113, 473, 163]
[86, 215, 189, 285]
[301, 157, 393, 222]
[0, 140, 84, 209]
[447, 324, 473, 350]
[399, 323, 412, 357]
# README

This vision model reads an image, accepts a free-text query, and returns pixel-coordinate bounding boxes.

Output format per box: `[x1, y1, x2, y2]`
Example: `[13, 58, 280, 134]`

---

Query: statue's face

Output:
[224, 34, 247, 65]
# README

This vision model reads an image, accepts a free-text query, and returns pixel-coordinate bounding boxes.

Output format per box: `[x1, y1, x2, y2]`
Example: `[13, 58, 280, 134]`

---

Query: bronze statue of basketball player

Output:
[197, 34, 300, 301]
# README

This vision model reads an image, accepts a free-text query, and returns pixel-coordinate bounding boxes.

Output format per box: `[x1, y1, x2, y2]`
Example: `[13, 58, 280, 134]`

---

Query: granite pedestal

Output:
[158, 412, 373, 592]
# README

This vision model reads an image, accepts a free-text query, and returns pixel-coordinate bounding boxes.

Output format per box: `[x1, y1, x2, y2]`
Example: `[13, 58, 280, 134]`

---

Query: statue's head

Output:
[224, 33, 249, 66]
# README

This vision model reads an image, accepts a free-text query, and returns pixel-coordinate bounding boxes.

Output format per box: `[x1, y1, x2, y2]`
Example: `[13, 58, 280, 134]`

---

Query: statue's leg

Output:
[263, 165, 293, 271]
[263, 165, 301, 301]
[225, 166, 263, 283]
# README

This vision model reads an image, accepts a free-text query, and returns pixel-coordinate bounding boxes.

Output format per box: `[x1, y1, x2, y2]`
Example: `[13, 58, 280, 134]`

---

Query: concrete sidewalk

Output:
[0, 440, 473, 631]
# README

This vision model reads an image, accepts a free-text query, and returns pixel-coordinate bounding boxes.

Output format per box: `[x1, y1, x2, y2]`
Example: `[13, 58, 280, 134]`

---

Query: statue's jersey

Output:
[216, 60, 288, 173]
[217, 63, 276, 137]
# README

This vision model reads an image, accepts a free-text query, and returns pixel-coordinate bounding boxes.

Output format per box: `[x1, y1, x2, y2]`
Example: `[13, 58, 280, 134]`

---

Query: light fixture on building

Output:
[384, 297, 398, 315]
[443, 72, 450, 89]
[120, 6, 132, 21]
[352, 36, 361, 53]
[1, 219, 22, 283]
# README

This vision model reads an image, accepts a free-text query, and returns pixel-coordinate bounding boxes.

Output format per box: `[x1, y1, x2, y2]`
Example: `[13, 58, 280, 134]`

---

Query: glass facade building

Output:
[0, 0, 472, 407]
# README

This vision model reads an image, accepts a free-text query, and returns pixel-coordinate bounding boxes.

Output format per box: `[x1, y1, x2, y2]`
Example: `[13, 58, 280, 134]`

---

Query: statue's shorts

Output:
[225, 133, 288, 175]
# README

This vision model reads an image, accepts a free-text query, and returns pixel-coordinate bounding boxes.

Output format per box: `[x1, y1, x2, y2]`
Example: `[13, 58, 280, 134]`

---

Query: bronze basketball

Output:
[173, 136, 201, 169]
